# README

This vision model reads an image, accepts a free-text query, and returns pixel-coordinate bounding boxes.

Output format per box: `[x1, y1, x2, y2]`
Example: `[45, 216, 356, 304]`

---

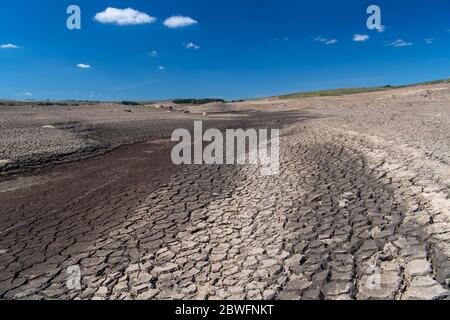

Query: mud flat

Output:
[0, 83, 449, 300]
[0, 102, 306, 177]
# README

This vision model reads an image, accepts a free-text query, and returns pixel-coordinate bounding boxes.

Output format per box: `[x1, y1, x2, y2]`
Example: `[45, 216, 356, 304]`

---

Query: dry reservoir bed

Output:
[0, 83, 449, 300]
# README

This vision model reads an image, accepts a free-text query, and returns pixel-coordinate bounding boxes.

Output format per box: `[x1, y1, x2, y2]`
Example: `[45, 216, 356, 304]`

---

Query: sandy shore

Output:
[0, 83, 449, 300]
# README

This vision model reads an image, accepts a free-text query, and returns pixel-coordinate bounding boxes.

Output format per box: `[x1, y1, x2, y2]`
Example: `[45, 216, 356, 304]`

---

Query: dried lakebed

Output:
[0, 85, 449, 300]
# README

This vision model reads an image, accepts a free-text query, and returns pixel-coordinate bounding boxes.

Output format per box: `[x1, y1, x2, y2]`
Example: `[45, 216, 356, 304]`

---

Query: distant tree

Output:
[121, 101, 140, 106]
[172, 98, 225, 105]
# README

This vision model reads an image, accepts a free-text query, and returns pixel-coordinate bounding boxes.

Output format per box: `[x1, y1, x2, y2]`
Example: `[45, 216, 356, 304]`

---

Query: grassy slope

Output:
[277, 79, 450, 99]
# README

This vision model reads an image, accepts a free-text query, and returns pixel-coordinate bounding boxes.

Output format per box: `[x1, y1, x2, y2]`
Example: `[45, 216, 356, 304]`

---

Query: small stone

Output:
[0, 160, 10, 167]
[338, 199, 349, 208]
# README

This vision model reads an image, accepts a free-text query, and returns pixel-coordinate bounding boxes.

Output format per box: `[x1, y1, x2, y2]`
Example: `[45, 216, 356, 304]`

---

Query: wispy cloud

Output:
[384, 39, 413, 47]
[149, 50, 158, 57]
[158, 66, 165, 70]
[94, 7, 156, 26]
[15, 92, 33, 97]
[0, 43, 19, 49]
[424, 38, 433, 44]
[77, 63, 91, 69]
[315, 37, 338, 45]
[353, 34, 369, 42]
[163, 16, 197, 28]
[184, 42, 200, 50]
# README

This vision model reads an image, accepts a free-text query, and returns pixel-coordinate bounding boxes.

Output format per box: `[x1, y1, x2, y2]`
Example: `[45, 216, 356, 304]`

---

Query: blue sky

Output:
[0, 0, 449, 100]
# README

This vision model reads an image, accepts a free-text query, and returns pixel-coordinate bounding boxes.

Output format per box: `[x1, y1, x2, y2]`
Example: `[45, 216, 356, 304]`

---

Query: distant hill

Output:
[276, 79, 450, 99]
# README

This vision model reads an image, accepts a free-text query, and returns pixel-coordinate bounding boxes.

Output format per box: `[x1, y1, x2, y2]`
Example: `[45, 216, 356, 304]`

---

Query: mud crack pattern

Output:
[1, 121, 448, 300]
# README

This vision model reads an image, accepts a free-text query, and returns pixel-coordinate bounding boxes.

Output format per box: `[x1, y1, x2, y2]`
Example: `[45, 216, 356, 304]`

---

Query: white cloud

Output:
[77, 63, 91, 69]
[0, 43, 19, 49]
[353, 34, 369, 42]
[164, 16, 197, 28]
[94, 7, 156, 26]
[149, 50, 158, 57]
[425, 38, 433, 44]
[385, 39, 413, 47]
[315, 37, 338, 45]
[158, 66, 165, 70]
[184, 42, 200, 49]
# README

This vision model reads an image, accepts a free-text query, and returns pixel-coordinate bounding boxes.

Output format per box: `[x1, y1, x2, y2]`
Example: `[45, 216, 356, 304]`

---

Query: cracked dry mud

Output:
[0, 84, 449, 300]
